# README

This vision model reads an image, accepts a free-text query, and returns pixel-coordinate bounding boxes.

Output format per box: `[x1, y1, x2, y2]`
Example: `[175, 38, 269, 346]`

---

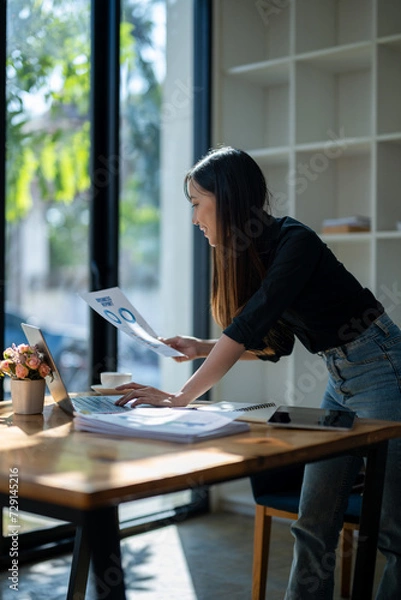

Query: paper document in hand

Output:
[73, 407, 250, 443]
[79, 287, 184, 358]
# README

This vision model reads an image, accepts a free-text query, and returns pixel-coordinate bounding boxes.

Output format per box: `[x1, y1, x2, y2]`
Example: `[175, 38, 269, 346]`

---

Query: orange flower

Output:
[38, 363, 52, 378]
[15, 364, 29, 379]
[26, 355, 41, 370]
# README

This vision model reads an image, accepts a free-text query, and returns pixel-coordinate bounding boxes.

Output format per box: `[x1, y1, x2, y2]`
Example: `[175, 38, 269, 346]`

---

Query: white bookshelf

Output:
[212, 0, 401, 409]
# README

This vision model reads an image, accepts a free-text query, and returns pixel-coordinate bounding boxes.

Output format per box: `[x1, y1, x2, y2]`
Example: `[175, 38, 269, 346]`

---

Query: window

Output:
[118, 0, 165, 387]
[5, 0, 91, 394]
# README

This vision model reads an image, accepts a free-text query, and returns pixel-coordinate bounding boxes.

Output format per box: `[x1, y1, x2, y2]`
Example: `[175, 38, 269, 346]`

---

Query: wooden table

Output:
[1, 398, 401, 599]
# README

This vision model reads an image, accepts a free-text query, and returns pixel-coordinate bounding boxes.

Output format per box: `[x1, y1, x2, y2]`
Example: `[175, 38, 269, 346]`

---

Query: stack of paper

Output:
[73, 407, 250, 443]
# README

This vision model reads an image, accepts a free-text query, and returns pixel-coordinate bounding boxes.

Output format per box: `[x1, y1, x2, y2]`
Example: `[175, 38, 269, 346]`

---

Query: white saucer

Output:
[91, 384, 124, 396]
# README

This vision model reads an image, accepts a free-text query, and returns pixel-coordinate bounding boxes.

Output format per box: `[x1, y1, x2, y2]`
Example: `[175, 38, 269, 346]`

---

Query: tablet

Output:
[267, 405, 356, 431]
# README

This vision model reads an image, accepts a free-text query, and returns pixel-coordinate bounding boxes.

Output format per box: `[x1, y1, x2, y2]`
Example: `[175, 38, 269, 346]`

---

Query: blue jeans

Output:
[285, 312, 401, 600]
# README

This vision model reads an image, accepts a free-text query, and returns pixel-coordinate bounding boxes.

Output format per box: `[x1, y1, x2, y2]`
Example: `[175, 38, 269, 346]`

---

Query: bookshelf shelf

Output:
[295, 42, 372, 72]
[227, 58, 290, 86]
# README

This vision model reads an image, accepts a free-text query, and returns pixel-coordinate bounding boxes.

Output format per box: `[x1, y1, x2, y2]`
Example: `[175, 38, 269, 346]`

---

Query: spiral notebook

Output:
[194, 401, 277, 423]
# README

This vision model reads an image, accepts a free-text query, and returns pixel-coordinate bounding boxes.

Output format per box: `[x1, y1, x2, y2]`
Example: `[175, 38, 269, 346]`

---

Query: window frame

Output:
[192, 0, 212, 384]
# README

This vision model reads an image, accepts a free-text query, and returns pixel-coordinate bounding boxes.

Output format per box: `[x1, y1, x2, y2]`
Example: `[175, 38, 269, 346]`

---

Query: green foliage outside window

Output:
[6, 0, 163, 283]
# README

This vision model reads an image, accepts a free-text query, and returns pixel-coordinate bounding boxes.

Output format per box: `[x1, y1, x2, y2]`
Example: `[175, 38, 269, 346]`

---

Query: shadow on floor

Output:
[0, 511, 385, 600]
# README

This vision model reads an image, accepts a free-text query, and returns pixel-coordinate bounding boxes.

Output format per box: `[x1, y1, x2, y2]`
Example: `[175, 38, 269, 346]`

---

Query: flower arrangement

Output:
[0, 344, 53, 380]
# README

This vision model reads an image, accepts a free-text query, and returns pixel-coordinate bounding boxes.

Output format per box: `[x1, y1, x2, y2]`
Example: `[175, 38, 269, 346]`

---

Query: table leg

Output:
[82, 505, 126, 600]
[351, 441, 388, 600]
[67, 524, 90, 599]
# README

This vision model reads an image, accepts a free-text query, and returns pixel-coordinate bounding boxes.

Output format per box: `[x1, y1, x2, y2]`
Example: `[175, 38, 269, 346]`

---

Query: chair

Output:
[250, 465, 363, 600]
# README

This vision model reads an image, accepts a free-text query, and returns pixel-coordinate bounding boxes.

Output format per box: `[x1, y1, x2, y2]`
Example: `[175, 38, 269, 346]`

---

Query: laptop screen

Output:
[21, 323, 72, 406]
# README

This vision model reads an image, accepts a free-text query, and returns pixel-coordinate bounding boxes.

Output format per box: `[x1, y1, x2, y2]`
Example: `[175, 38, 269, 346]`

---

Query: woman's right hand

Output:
[160, 336, 215, 362]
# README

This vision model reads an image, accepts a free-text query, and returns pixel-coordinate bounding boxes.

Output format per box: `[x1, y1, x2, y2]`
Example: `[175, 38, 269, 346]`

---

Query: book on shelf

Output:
[321, 215, 371, 234]
[73, 406, 250, 443]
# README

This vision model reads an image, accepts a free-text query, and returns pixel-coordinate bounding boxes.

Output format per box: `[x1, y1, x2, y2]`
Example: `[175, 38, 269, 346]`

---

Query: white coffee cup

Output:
[100, 372, 132, 388]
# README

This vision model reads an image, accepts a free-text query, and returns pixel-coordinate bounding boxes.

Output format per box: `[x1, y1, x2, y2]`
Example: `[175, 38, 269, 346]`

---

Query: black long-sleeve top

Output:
[223, 216, 383, 355]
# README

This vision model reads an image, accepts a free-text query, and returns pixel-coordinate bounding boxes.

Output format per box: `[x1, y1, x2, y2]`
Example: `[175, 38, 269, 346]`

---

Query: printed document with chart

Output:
[79, 287, 184, 358]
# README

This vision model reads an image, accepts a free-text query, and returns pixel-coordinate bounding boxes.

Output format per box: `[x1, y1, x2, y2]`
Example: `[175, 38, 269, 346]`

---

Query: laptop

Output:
[21, 323, 132, 416]
[266, 405, 356, 431]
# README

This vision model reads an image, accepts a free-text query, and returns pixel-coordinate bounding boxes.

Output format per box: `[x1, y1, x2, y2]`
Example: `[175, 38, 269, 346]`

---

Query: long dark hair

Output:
[185, 146, 294, 360]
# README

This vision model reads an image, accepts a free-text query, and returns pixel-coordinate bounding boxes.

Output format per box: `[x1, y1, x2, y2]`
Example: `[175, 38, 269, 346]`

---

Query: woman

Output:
[116, 146, 401, 599]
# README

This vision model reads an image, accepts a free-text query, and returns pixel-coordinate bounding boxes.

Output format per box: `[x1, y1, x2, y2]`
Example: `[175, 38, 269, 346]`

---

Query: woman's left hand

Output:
[114, 382, 185, 408]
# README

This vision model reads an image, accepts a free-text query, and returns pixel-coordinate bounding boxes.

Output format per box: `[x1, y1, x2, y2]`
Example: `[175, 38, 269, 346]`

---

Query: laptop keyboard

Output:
[72, 395, 131, 414]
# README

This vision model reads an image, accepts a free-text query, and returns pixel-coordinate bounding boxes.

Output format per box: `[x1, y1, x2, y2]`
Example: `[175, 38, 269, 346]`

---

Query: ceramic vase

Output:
[10, 378, 46, 414]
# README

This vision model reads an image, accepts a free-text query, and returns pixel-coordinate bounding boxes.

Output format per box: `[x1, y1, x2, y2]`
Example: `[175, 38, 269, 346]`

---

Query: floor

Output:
[0, 510, 385, 600]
